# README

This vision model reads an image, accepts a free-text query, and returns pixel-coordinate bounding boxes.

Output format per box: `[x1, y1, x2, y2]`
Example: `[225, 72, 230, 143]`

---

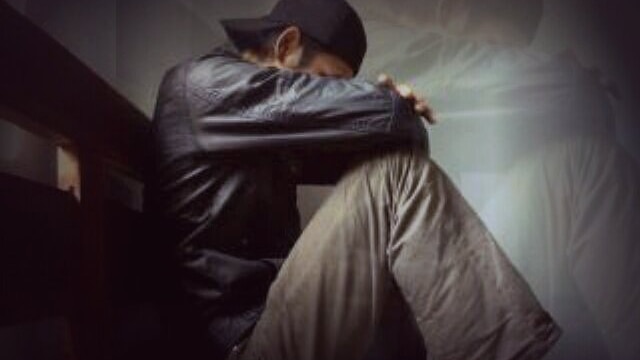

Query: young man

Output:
[150, 0, 560, 359]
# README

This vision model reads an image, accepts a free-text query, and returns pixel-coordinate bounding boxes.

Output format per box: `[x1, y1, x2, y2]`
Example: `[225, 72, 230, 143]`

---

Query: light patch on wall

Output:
[57, 146, 81, 200]
[459, 172, 506, 213]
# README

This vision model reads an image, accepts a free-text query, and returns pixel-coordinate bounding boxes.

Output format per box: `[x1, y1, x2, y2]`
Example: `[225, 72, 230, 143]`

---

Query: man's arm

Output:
[180, 52, 427, 156]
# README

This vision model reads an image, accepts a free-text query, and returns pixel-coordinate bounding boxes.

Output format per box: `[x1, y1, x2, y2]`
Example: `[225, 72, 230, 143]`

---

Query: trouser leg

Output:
[231, 148, 560, 360]
[364, 284, 427, 360]
[387, 150, 560, 359]
[231, 150, 401, 360]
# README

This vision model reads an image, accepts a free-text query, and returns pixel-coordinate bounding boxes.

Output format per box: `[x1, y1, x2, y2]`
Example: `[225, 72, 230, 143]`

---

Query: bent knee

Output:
[333, 147, 432, 205]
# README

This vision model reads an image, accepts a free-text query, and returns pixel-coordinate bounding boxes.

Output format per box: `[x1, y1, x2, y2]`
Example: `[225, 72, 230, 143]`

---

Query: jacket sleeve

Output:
[182, 53, 426, 156]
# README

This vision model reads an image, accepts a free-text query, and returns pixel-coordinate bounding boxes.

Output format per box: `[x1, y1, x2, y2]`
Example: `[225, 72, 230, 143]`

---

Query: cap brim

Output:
[220, 17, 285, 51]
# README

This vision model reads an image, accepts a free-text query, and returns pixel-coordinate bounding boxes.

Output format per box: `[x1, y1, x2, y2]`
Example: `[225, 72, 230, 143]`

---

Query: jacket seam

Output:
[389, 90, 400, 133]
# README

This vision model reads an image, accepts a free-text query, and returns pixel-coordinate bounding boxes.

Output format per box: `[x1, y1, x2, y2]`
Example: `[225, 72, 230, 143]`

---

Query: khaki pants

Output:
[228, 149, 560, 360]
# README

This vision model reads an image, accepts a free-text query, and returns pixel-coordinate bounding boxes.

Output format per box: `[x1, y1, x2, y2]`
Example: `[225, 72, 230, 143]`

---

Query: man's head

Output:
[240, 25, 355, 78]
[221, 0, 366, 78]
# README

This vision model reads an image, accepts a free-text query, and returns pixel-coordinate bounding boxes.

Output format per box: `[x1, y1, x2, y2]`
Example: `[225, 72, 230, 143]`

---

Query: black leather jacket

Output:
[150, 44, 426, 358]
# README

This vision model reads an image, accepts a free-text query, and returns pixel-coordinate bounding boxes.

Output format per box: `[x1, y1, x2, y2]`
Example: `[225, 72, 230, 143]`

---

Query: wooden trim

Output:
[0, 2, 150, 179]
[0, 4, 154, 359]
[75, 151, 110, 360]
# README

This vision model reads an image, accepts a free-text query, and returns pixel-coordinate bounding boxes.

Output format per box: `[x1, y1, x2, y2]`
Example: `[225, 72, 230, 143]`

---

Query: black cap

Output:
[220, 0, 367, 75]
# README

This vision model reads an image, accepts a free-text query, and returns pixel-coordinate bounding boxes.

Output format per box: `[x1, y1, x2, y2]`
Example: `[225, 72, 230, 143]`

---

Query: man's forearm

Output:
[184, 50, 426, 155]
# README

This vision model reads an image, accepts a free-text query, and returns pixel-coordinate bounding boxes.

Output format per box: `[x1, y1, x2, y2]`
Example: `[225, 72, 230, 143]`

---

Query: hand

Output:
[377, 74, 436, 124]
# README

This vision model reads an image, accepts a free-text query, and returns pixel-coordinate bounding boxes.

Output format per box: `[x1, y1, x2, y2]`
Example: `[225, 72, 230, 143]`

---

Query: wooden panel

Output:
[0, 4, 156, 359]
[75, 152, 110, 360]
[0, 1, 150, 179]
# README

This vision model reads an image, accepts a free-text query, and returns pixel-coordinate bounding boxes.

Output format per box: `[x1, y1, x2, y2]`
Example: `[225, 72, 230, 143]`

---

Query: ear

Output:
[274, 26, 304, 68]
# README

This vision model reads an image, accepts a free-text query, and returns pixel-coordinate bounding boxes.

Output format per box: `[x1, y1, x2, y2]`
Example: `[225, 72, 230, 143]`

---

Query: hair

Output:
[245, 26, 328, 65]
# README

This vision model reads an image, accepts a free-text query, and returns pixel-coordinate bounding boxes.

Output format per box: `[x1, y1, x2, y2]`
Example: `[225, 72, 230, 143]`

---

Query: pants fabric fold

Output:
[228, 149, 560, 360]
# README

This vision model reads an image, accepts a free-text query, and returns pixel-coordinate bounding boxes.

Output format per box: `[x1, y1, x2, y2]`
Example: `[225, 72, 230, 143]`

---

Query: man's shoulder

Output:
[156, 43, 246, 103]
[161, 43, 241, 83]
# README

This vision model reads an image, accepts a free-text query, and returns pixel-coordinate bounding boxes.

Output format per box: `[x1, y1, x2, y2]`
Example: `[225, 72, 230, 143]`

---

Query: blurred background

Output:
[1, 0, 639, 359]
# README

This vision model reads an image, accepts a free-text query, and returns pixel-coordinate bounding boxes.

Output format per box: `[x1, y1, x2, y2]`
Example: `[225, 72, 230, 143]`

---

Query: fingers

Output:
[396, 85, 435, 124]
[415, 101, 428, 114]
[395, 84, 415, 100]
[417, 103, 436, 124]
[378, 74, 413, 98]
[378, 73, 413, 99]
[377, 73, 394, 88]
[377, 73, 436, 124]
[414, 96, 436, 124]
